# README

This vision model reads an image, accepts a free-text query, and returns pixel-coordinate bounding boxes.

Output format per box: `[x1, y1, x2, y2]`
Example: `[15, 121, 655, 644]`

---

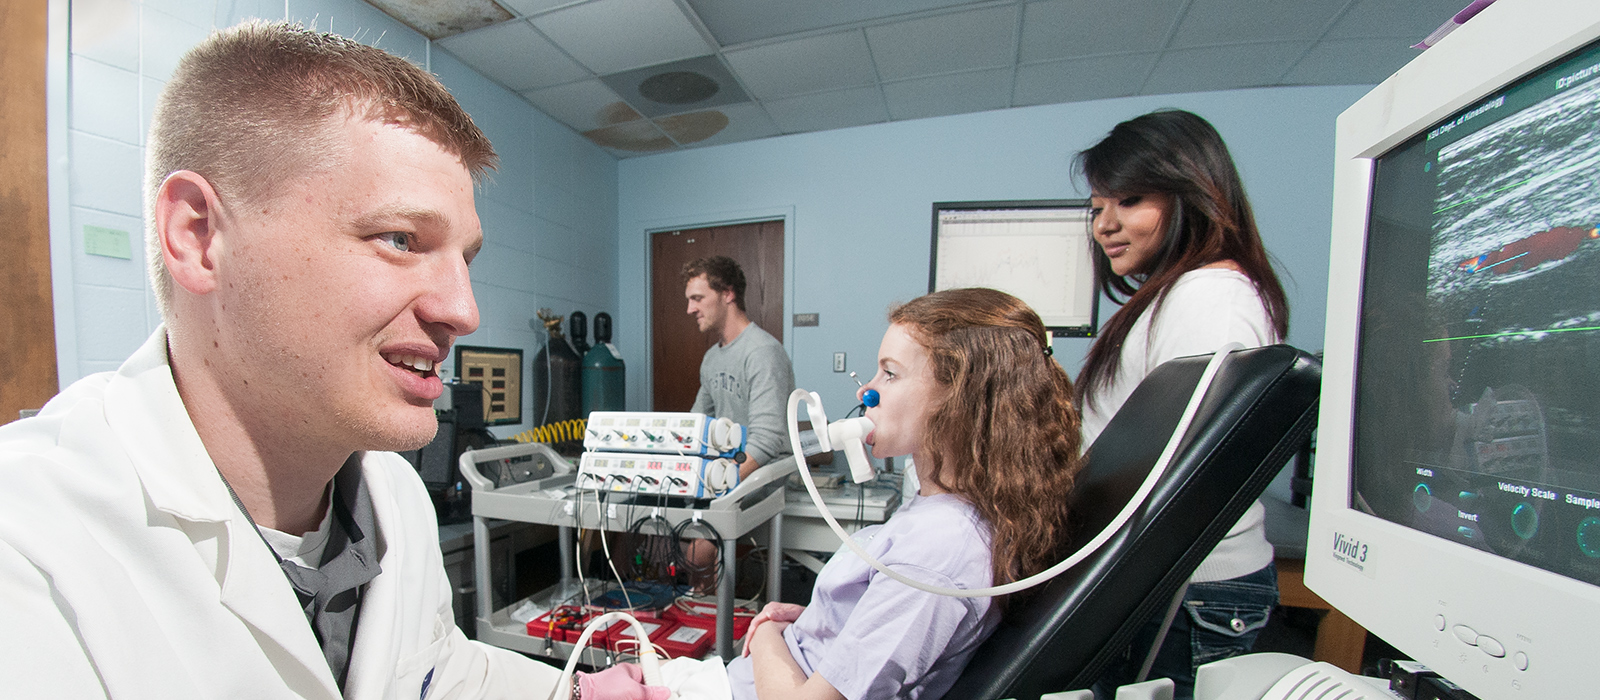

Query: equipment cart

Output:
[460, 442, 794, 664]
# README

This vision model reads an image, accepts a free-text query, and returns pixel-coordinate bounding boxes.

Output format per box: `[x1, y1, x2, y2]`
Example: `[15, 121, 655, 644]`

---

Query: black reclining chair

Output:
[945, 344, 1322, 700]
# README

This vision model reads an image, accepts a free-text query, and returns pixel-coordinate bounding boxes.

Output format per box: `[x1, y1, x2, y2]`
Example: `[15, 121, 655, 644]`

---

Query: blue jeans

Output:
[1090, 564, 1278, 700]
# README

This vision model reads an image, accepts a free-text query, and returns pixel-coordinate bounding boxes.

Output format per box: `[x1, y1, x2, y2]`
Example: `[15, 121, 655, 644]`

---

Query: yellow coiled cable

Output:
[511, 418, 588, 444]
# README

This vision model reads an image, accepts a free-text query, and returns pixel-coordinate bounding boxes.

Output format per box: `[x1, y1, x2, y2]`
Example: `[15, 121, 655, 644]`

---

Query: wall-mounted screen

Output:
[930, 200, 1099, 337]
[455, 345, 523, 426]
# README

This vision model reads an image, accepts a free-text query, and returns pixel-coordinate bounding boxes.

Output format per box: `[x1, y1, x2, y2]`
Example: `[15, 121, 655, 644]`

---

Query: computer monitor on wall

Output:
[1309, 0, 1600, 698]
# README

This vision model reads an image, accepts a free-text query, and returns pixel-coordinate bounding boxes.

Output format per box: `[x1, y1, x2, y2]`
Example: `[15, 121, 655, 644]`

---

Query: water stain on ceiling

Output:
[583, 106, 730, 152]
[365, 0, 512, 39]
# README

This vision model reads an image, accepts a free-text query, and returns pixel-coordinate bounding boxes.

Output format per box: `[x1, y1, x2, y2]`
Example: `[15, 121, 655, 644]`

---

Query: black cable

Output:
[625, 512, 677, 582]
[588, 489, 610, 583]
[625, 477, 642, 550]
[672, 517, 725, 592]
[856, 481, 866, 528]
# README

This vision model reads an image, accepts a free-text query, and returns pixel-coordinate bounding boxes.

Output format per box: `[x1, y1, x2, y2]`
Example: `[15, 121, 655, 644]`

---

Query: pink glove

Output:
[742, 602, 806, 657]
[576, 663, 670, 700]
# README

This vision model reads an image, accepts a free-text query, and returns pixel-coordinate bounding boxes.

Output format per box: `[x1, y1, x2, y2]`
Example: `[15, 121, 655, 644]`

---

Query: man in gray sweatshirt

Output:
[682, 256, 795, 478]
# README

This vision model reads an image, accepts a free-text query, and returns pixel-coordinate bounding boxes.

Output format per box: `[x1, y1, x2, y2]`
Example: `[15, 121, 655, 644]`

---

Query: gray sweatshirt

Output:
[691, 323, 795, 465]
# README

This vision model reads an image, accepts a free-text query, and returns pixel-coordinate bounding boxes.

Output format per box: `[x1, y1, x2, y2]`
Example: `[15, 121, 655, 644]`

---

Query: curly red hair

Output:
[890, 288, 1082, 606]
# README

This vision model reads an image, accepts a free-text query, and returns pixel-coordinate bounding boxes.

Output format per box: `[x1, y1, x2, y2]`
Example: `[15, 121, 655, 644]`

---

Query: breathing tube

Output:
[550, 611, 672, 700]
[784, 343, 1242, 598]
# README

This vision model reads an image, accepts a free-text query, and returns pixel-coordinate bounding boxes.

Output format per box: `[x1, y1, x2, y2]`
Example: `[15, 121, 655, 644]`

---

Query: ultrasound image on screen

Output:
[1355, 38, 1600, 585]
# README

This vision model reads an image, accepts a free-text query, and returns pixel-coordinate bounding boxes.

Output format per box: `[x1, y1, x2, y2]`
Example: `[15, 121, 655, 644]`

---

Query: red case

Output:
[664, 600, 718, 619]
[665, 606, 752, 640]
[655, 621, 715, 658]
[526, 607, 595, 644]
[525, 610, 564, 641]
[605, 618, 678, 652]
[577, 614, 615, 645]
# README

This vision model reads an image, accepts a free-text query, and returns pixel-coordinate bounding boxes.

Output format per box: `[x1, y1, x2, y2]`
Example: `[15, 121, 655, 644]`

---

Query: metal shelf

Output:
[461, 442, 794, 661]
[473, 581, 746, 666]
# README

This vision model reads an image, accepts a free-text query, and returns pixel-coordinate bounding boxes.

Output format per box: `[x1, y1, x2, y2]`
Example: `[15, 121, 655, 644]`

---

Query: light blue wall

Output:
[56, 0, 617, 437]
[617, 85, 1371, 419]
[58, 0, 1367, 435]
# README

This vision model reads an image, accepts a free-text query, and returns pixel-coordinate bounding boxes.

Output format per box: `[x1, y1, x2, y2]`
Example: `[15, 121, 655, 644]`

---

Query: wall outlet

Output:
[833, 352, 846, 372]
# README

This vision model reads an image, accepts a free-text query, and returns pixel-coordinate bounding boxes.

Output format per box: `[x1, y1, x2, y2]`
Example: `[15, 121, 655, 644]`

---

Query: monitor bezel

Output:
[1309, 1, 1600, 698]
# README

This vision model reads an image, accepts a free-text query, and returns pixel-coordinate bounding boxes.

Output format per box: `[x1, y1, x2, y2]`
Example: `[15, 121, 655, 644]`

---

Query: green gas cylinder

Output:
[581, 312, 625, 415]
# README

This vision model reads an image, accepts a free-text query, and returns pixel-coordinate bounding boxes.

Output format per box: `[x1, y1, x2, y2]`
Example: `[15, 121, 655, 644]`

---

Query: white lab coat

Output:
[0, 329, 562, 699]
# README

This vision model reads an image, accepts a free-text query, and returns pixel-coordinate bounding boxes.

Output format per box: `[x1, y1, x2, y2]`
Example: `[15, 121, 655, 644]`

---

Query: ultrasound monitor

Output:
[1309, 0, 1600, 697]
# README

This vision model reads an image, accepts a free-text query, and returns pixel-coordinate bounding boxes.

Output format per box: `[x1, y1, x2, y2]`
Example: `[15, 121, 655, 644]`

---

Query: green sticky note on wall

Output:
[84, 225, 132, 259]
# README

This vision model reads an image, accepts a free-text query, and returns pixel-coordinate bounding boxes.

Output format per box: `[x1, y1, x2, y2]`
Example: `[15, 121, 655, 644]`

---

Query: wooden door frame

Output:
[636, 206, 796, 412]
[44, 0, 74, 388]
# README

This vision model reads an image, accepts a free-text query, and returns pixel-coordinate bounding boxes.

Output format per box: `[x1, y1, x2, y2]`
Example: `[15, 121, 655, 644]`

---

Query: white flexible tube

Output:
[553, 611, 674, 700]
[785, 343, 1244, 598]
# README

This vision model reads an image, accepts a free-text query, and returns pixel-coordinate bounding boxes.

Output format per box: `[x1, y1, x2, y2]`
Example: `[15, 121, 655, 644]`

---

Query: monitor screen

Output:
[929, 200, 1099, 337]
[1353, 35, 1600, 587]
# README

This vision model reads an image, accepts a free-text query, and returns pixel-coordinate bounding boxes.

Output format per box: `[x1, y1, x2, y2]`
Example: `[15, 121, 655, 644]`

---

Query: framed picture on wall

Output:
[454, 345, 523, 426]
[930, 200, 1100, 337]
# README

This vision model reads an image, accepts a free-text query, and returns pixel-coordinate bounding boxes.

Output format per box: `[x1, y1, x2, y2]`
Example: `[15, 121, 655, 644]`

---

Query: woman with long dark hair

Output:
[1076, 109, 1288, 699]
[723, 287, 1082, 700]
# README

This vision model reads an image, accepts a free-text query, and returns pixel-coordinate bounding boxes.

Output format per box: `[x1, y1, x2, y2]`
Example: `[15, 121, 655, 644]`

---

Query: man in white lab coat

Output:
[0, 21, 664, 700]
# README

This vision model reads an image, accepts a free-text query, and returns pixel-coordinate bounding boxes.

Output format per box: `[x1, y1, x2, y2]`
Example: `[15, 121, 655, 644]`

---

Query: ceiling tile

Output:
[724, 30, 876, 100]
[1014, 52, 1159, 105]
[1142, 42, 1312, 94]
[522, 79, 640, 131]
[763, 85, 889, 134]
[654, 110, 732, 146]
[599, 55, 751, 118]
[363, 0, 512, 39]
[670, 102, 781, 150]
[684, 0, 989, 46]
[436, 20, 590, 91]
[866, 5, 1019, 81]
[1169, 0, 1345, 49]
[1281, 38, 1418, 85]
[498, 0, 581, 17]
[1324, 0, 1469, 40]
[453, 0, 1472, 151]
[583, 119, 678, 153]
[1019, 0, 1184, 63]
[531, 0, 713, 75]
[882, 68, 1012, 120]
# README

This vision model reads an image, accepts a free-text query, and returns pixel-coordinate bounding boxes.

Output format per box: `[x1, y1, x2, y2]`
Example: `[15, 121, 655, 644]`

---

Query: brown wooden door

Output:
[2, 0, 58, 424]
[650, 220, 784, 411]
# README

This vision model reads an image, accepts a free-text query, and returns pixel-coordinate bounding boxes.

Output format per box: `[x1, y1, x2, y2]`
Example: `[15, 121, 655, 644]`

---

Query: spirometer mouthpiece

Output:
[827, 416, 875, 483]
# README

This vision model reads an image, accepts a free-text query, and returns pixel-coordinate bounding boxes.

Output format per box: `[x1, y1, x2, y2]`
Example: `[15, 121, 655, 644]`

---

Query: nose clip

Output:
[849, 372, 879, 408]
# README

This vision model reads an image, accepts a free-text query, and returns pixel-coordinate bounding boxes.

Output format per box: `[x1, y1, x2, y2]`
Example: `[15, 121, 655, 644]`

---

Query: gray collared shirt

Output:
[229, 455, 383, 691]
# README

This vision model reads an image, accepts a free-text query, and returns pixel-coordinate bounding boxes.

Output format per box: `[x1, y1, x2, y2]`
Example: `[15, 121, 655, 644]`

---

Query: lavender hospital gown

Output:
[725, 492, 1000, 700]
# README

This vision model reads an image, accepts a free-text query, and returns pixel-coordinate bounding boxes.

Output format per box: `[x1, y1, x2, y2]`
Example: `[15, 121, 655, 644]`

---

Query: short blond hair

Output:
[145, 20, 497, 318]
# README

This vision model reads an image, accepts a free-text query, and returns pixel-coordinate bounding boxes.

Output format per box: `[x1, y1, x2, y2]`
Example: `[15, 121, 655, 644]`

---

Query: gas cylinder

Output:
[582, 312, 626, 415]
[568, 311, 591, 357]
[530, 309, 583, 425]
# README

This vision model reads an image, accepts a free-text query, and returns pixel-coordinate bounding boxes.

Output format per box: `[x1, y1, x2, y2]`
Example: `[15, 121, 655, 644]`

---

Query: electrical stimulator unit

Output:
[578, 411, 748, 498]
[575, 452, 741, 498]
[583, 411, 746, 459]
